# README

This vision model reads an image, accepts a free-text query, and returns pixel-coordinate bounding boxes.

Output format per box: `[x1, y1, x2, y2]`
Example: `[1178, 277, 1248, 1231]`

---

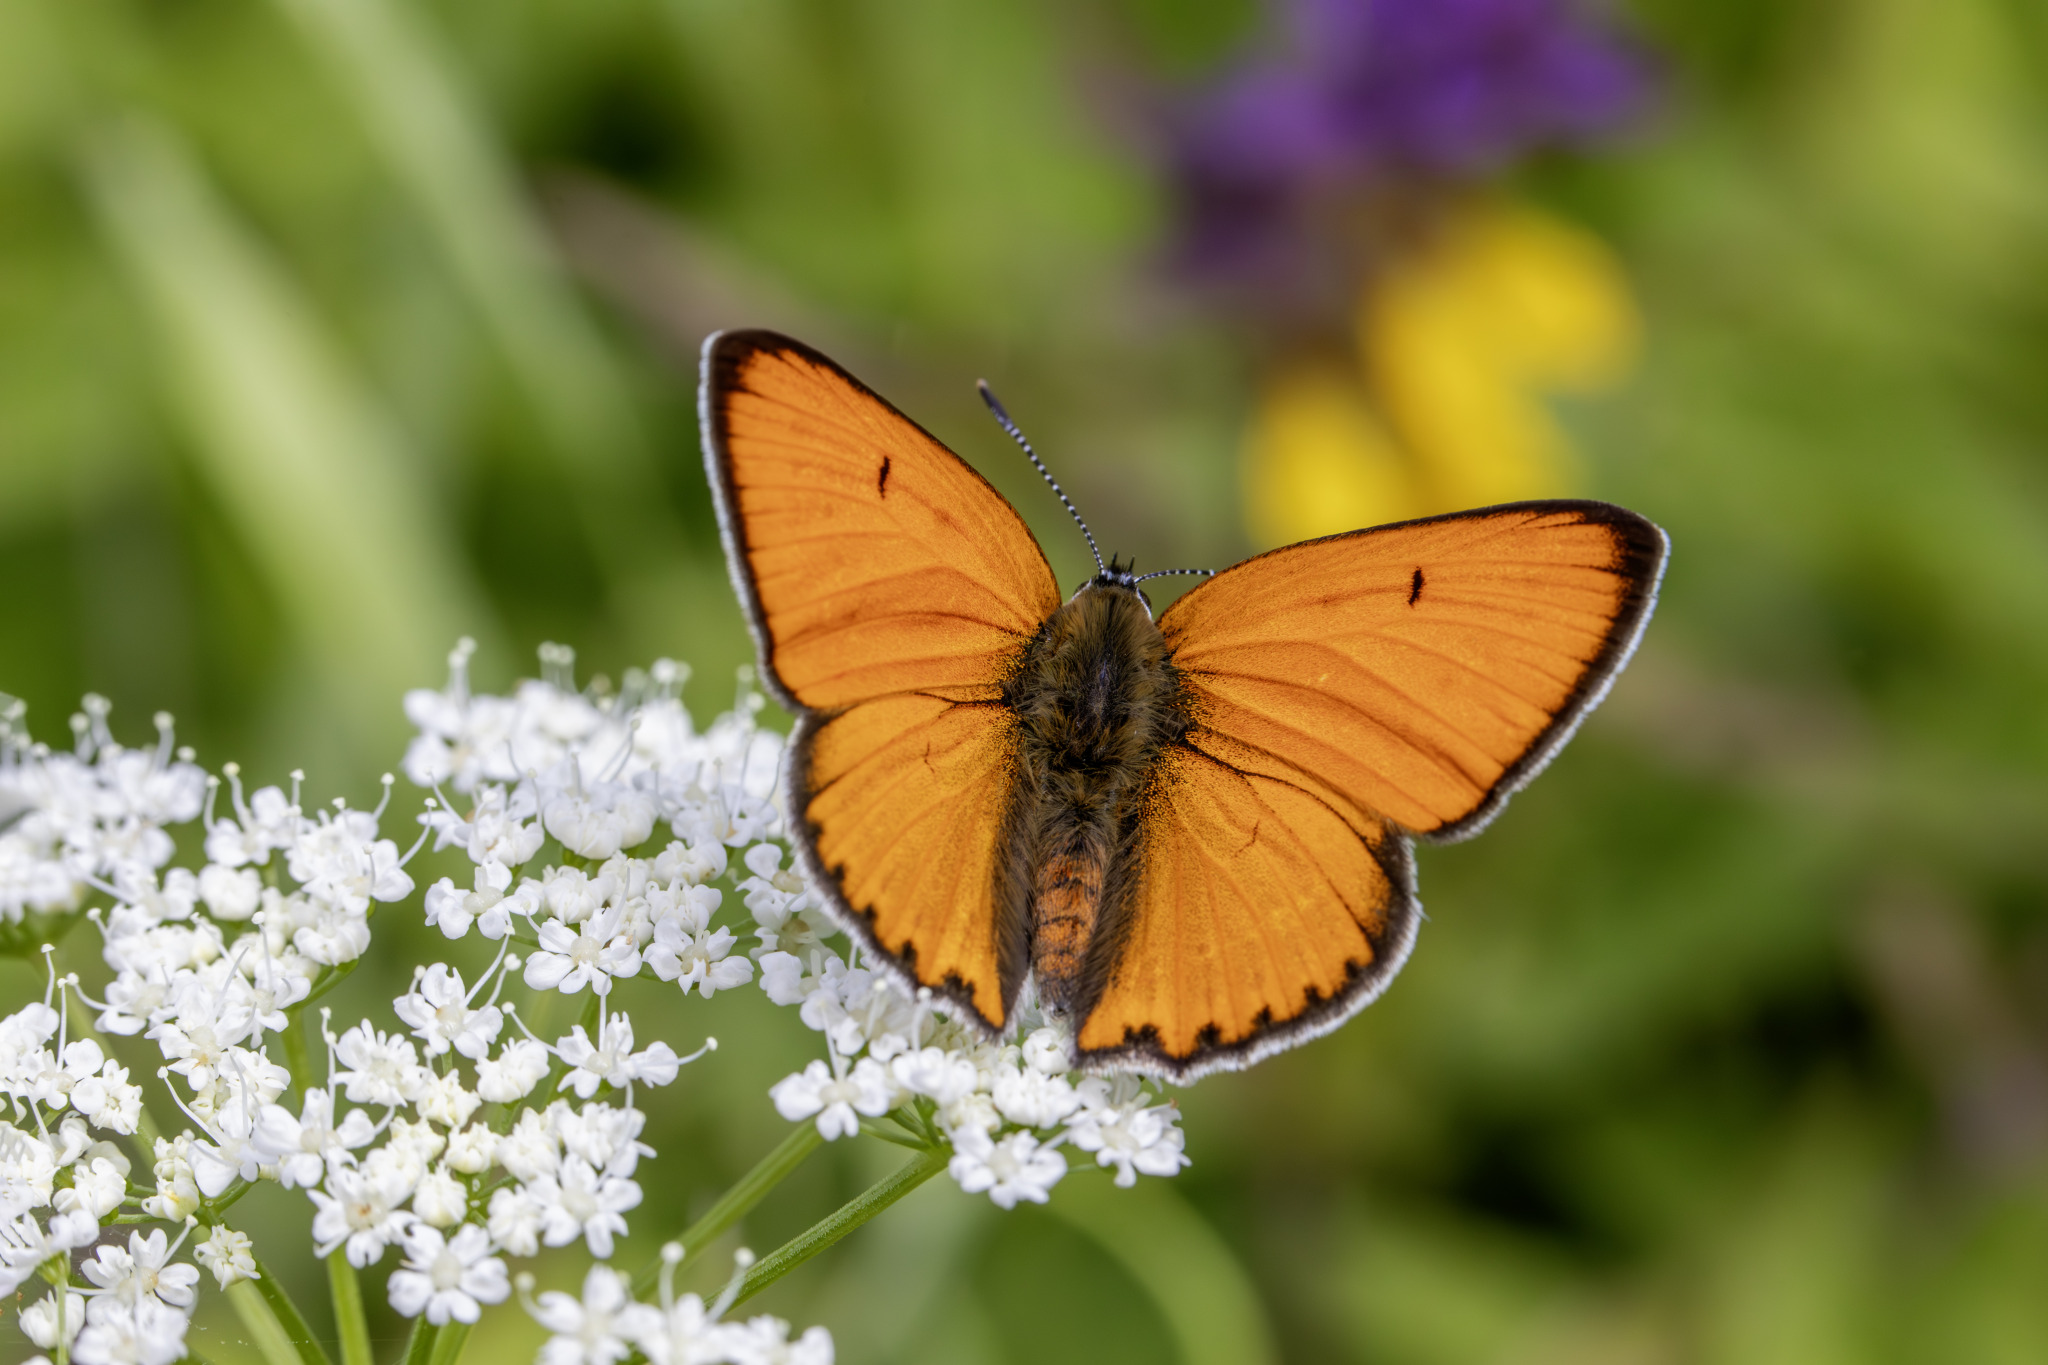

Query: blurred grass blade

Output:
[1051, 1176, 1278, 1365]
[271, 0, 680, 568]
[78, 116, 492, 738]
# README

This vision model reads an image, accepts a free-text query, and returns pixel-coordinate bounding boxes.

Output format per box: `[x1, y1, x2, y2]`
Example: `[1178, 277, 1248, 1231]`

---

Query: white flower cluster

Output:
[524, 1254, 832, 1365]
[0, 652, 834, 1365]
[1, 695, 206, 933]
[1, 627, 1199, 1365]
[407, 640, 1190, 1210]
[760, 928, 1191, 1206]
[405, 646, 1187, 1211]
[392, 641, 826, 1360]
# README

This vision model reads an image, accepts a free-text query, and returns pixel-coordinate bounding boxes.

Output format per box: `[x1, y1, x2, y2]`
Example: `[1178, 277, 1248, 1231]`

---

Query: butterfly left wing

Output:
[1075, 500, 1666, 1076]
[701, 331, 1061, 1030]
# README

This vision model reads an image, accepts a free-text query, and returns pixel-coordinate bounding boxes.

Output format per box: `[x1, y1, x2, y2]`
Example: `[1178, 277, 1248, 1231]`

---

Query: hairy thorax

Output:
[1004, 580, 1188, 1015]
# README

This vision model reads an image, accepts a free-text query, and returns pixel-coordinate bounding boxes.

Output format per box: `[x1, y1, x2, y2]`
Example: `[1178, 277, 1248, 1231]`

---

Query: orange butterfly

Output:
[700, 331, 1666, 1080]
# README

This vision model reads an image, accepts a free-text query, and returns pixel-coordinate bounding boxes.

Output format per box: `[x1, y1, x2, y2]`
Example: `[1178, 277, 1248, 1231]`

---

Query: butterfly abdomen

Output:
[1006, 581, 1189, 1015]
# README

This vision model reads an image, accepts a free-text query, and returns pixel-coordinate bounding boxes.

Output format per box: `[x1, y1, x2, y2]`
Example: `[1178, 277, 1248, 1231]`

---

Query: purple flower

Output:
[1168, 0, 1653, 296]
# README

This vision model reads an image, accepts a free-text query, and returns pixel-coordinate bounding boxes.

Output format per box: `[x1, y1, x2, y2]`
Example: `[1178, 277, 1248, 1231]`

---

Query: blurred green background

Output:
[5, 0, 2048, 1362]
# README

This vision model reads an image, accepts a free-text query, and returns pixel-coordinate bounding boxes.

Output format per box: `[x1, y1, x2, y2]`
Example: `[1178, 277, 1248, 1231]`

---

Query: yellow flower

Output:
[1243, 200, 1638, 547]
[1244, 361, 1422, 550]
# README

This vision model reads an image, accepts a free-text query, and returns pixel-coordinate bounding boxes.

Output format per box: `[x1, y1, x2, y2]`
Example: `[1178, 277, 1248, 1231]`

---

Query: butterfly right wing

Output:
[701, 331, 1061, 1031]
[1075, 501, 1665, 1077]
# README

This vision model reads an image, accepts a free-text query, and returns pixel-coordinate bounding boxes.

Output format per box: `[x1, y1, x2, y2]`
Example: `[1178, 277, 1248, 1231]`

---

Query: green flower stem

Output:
[730, 1145, 951, 1311]
[280, 1010, 313, 1092]
[632, 1123, 825, 1296]
[328, 1252, 373, 1365]
[227, 1279, 311, 1365]
[42, 1258, 72, 1365]
[248, 1255, 334, 1365]
[300, 959, 361, 1012]
[401, 1319, 439, 1365]
[427, 1322, 471, 1365]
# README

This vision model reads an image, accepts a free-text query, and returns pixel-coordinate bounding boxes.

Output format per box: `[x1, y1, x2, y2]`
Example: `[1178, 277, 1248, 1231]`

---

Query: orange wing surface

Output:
[1161, 501, 1666, 840]
[701, 331, 1060, 1028]
[1076, 501, 1665, 1075]
[1074, 742, 1419, 1074]
[702, 330, 1060, 713]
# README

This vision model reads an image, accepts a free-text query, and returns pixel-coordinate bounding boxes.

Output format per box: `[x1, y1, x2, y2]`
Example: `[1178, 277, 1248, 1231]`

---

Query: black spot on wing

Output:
[1408, 567, 1424, 606]
[877, 455, 891, 497]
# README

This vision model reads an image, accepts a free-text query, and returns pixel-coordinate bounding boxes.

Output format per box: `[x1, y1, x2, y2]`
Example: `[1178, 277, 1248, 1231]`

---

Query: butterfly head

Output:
[1092, 555, 1142, 592]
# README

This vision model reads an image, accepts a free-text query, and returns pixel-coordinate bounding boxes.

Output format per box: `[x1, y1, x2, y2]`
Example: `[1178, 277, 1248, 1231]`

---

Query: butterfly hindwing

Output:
[1075, 501, 1666, 1075]
[1073, 742, 1418, 1074]
[701, 331, 1061, 1030]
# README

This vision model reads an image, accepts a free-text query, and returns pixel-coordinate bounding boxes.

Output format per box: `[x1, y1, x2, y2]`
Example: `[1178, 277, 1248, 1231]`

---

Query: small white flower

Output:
[204, 783, 298, 869]
[722, 1315, 837, 1365]
[140, 1136, 199, 1223]
[331, 1024, 429, 1107]
[415, 1071, 483, 1130]
[0, 1121, 59, 1214]
[475, 1037, 552, 1104]
[769, 1058, 894, 1141]
[538, 864, 611, 925]
[799, 963, 916, 1060]
[197, 863, 262, 920]
[412, 1166, 470, 1228]
[393, 964, 503, 1059]
[889, 1047, 980, 1106]
[251, 1088, 375, 1190]
[444, 1122, 499, 1175]
[628, 1290, 732, 1365]
[544, 781, 656, 860]
[423, 863, 515, 941]
[3, 1210, 93, 1297]
[494, 1107, 562, 1183]
[1021, 1027, 1071, 1075]
[61, 1155, 129, 1219]
[948, 1129, 1067, 1209]
[529, 1157, 641, 1258]
[651, 836, 726, 887]
[79, 1229, 200, 1310]
[532, 1264, 659, 1365]
[757, 950, 807, 1007]
[193, 1226, 259, 1289]
[990, 1062, 1080, 1130]
[309, 1164, 413, 1267]
[68, 1057, 144, 1134]
[556, 1016, 682, 1098]
[1064, 1078, 1190, 1187]
[71, 1294, 190, 1365]
[524, 903, 642, 996]
[556, 1102, 651, 1177]
[644, 886, 754, 998]
[20, 1290, 86, 1351]
[386, 1223, 508, 1325]
[486, 1183, 545, 1257]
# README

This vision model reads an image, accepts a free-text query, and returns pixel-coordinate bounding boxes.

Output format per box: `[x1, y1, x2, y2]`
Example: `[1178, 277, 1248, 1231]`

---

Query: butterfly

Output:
[700, 330, 1667, 1080]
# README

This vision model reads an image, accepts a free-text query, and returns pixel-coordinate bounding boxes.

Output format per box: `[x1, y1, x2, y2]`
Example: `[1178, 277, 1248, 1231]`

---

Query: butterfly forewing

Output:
[1159, 502, 1667, 839]
[703, 332, 1060, 712]
[702, 331, 1060, 1029]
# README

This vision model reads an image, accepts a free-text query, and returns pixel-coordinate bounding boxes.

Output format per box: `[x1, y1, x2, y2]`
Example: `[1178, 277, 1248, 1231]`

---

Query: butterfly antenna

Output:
[1133, 568, 1215, 583]
[978, 380, 1105, 576]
